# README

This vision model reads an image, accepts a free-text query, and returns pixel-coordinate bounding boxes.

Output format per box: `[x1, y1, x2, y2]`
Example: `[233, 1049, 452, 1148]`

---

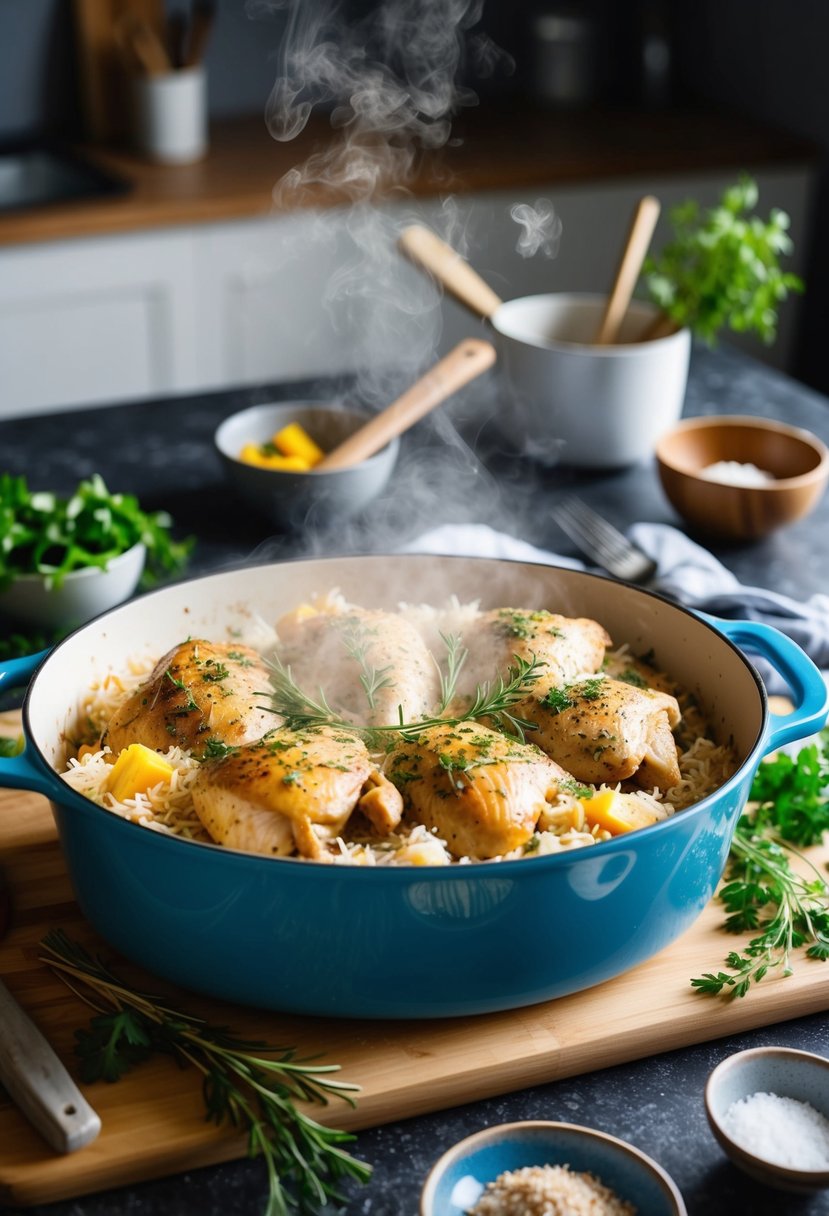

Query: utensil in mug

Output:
[0, 863, 101, 1154]
[316, 338, 496, 471]
[398, 225, 690, 468]
[594, 195, 661, 344]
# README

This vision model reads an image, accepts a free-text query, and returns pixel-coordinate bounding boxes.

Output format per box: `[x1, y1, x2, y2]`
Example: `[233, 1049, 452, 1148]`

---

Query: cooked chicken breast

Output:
[516, 674, 682, 790]
[277, 603, 440, 727]
[385, 722, 567, 860]
[191, 724, 403, 859]
[452, 608, 611, 705]
[102, 640, 273, 758]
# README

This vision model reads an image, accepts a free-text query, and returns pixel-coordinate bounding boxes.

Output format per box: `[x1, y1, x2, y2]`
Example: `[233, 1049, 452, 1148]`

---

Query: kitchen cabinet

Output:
[0, 163, 813, 419]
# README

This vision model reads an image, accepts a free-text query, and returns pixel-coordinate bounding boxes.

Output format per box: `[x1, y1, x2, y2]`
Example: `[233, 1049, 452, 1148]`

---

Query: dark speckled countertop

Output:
[0, 342, 828, 1216]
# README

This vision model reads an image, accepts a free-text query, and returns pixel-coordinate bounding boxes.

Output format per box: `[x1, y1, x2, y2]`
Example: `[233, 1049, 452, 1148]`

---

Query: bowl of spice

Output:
[420, 1120, 686, 1216]
[655, 415, 829, 541]
[705, 1046, 829, 1192]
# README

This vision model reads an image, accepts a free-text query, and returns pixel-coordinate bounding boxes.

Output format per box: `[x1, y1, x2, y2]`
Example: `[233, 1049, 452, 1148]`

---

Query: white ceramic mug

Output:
[492, 294, 691, 468]
[131, 66, 208, 164]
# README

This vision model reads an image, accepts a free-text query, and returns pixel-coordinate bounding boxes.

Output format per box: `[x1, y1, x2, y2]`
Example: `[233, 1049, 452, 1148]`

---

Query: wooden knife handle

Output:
[398, 226, 503, 320]
[0, 978, 101, 1154]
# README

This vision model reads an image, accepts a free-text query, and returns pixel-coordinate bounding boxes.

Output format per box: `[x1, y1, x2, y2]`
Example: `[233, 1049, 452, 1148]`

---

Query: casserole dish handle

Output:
[0, 651, 56, 796]
[714, 619, 829, 752]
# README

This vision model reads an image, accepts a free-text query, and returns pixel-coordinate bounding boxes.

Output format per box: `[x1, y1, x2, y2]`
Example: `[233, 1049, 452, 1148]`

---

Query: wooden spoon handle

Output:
[594, 195, 661, 345]
[398, 226, 503, 320]
[316, 339, 497, 471]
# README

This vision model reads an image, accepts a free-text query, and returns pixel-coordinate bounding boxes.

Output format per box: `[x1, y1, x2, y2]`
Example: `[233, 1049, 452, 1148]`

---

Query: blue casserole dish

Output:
[0, 555, 825, 1018]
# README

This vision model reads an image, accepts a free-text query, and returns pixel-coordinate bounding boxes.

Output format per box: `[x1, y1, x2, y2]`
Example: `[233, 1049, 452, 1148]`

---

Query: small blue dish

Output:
[420, 1120, 686, 1215]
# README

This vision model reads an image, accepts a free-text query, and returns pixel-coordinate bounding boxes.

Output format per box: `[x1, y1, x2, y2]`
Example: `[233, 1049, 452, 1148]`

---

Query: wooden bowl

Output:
[655, 415, 829, 541]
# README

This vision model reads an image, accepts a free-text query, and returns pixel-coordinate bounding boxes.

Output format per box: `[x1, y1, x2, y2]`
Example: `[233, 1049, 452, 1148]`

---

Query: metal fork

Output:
[551, 495, 658, 584]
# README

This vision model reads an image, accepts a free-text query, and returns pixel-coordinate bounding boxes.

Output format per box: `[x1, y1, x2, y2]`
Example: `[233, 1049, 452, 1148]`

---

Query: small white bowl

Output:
[0, 542, 146, 631]
[705, 1046, 829, 1192]
[214, 401, 399, 531]
[420, 1120, 686, 1215]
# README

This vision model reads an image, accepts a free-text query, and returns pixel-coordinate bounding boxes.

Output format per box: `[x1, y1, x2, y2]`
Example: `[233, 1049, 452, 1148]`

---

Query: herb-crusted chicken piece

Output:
[102, 640, 274, 758]
[277, 602, 440, 727]
[452, 608, 611, 705]
[517, 674, 682, 790]
[385, 721, 567, 860]
[191, 725, 403, 859]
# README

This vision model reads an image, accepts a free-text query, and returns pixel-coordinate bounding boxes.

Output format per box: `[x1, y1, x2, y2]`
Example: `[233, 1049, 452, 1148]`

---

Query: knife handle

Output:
[0, 978, 101, 1153]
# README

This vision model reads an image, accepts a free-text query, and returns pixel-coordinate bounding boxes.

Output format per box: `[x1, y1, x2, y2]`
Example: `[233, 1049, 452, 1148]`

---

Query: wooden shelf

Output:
[0, 103, 817, 248]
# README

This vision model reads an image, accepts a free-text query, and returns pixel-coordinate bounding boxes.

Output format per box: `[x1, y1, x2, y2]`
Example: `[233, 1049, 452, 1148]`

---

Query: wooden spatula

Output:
[594, 195, 661, 345]
[398, 226, 504, 321]
[315, 338, 496, 471]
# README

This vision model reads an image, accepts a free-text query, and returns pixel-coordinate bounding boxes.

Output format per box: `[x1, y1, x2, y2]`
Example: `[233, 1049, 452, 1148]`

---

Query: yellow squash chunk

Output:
[238, 443, 311, 471]
[273, 422, 325, 466]
[579, 789, 659, 835]
[107, 744, 175, 802]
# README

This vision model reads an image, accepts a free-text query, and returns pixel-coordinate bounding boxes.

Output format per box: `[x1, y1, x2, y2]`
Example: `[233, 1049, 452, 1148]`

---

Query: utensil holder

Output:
[131, 66, 208, 164]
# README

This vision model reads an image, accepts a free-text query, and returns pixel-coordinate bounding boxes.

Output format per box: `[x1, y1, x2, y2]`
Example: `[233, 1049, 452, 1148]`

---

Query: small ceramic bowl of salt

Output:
[655, 415, 829, 541]
[705, 1046, 829, 1192]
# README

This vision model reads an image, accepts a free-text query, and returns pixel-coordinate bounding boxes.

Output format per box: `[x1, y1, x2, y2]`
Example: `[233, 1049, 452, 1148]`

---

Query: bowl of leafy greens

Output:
[0, 473, 192, 631]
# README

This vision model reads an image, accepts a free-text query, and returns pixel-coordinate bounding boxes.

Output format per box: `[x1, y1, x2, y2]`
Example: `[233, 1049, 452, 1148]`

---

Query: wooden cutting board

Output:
[1, 782, 828, 1208]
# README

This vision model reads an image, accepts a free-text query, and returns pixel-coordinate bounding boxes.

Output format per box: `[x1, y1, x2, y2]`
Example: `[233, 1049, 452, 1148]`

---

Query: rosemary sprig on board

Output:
[39, 931, 371, 1216]
[691, 729, 829, 999]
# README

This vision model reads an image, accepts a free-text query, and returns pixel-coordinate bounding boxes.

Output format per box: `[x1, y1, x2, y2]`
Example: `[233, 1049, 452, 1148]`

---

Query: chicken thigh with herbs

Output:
[191, 724, 403, 859]
[516, 674, 682, 791]
[102, 640, 274, 758]
[277, 602, 441, 727]
[452, 608, 611, 705]
[385, 721, 568, 860]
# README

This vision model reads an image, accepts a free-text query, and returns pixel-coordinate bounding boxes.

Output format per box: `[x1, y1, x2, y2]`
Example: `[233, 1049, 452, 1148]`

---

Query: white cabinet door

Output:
[194, 212, 359, 388]
[0, 230, 199, 418]
[0, 162, 813, 419]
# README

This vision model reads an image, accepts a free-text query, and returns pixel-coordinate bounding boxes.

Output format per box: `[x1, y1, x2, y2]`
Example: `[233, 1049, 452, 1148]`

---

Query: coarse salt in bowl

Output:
[705, 1046, 829, 1192]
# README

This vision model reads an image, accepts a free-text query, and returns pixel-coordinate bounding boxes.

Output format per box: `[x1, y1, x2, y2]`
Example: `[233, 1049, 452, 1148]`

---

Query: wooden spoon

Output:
[594, 195, 661, 345]
[398, 226, 503, 320]
[315, 339, 496, 471]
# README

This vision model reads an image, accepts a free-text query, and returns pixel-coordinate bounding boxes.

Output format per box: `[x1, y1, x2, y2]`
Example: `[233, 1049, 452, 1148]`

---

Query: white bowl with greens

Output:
[0, 473, 191, 632]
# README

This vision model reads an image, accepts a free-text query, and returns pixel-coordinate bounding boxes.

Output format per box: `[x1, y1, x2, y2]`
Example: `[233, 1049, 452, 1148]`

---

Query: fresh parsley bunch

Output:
[0, 472, 193, 592]
[642, 175, 804, 344]
[692, 728, 829, 998]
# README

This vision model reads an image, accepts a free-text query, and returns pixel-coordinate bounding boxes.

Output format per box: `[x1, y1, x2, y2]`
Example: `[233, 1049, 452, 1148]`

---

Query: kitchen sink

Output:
[0, 145, 128, 213]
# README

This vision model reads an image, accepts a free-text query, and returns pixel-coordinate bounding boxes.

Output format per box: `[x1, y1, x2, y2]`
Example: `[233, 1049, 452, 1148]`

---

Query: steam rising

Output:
[510, 199, 563, 260]
[246, 1, 557, 559]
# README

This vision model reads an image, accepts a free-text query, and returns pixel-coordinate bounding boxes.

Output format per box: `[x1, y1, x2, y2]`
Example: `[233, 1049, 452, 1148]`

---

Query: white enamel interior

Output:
[24, 555, 766, 776]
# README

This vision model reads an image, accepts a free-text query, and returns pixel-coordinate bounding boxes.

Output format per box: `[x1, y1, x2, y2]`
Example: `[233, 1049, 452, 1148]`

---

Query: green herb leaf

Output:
[0, 473, 193, 592]
[40, 931, 371, 1215]
[691, 728, 829, 999]
[642, 175, 804, 345]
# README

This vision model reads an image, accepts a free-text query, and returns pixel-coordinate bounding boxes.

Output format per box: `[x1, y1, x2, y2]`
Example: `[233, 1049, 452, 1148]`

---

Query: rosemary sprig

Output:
[39, 930, 371, 1215]
[435, 631, 468, 713]
[265, 652, 544, 743]
[691, 728, 829, 999]
[338, 621, 395, 712]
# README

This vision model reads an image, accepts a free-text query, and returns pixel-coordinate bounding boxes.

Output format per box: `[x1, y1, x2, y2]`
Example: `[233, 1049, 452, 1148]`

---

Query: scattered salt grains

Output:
[722, 1091, 829, 1170]
[699, 460, 775, 486]
[467, 1162, 636, 1216]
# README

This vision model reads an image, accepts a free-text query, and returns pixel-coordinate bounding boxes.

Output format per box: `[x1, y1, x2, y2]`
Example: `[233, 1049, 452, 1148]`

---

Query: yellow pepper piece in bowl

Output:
[272, 422, 325, 466]
[238, 444, 312, 471]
